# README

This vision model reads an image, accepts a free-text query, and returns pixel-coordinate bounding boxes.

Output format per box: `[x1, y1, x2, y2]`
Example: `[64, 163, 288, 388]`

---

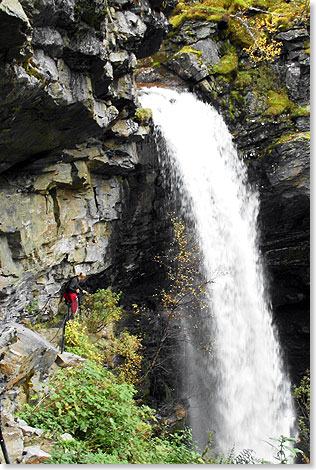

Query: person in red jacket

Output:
[63, 273, 88, 315]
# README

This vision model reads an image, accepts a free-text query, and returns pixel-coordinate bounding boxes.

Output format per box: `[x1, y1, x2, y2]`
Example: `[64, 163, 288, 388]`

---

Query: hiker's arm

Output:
[78, 284, 88, 295]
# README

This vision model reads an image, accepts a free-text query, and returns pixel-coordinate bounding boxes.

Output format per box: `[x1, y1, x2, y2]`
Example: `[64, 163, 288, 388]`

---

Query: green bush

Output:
[293, 370, 310, 462]
[19, 360, 203, 464]
[82, 288, 123, 333]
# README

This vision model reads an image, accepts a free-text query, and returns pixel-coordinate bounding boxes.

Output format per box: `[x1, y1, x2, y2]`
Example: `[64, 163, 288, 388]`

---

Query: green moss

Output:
[213, 45, 238, 75]
[266, 0, 309, 30]
[234, 70, 253, 88]
[169, 2, 227, 29]
[206, 13, 225, 20]
[175, 45, 203, 57]
[291, 105, 310, 118]
[272, 131, 310, 146]
[230, 90, 244, 103]
[135, 108, 153, 125]
[228, 0, 251, 13]
[229, 18, 253, 48]
[252, 0, 268, 7]
[22, 59, 44, 84]
[263, 90, 295, 116]
[304, 41, 310, 55]
[228, 90, 245, 119]
[169, 13, 187, 29]
[252, 64, 280, 93]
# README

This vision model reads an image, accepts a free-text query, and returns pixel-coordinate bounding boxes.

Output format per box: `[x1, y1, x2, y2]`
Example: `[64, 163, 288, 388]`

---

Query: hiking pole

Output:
[78, 294, 82, 321]
[0, 393, 10, 464]
[60, 303, 70, 354]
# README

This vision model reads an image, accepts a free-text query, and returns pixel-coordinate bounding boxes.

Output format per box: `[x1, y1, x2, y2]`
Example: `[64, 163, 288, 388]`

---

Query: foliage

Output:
[25, 297, 39, 315]
[18, 360, 204, 464]
[157, 213, 208, 315]
[64, 287, 143, 384]
[65, 317, 142, 385]
[263, 435, 303, 464]
[65, 318, 103, 363]
[200, 432, 303, 464]
[243, 16, 282, 62]
[293, 370, 310, 462]
[136, 214, 210, 385]
[82, 288, 123, 333]
[107, 330, 143, 384]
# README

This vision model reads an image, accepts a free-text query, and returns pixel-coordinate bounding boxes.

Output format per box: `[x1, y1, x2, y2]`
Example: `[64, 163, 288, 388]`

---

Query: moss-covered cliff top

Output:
[169, 0, 309, 39]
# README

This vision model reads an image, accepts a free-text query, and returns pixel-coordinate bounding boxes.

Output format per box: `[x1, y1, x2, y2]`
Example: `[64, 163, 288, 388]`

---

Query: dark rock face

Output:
[0, 0, 171, 323]
[0, 0, 172, 173]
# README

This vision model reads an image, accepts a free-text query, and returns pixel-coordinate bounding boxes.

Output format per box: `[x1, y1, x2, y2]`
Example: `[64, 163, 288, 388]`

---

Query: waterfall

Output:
[139, 87, 296, 461]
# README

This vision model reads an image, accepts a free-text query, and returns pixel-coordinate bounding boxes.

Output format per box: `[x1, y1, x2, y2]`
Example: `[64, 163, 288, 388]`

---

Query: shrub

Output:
[19, 360, 203, 464]
[64, 319, 103, 363]
[107, 330, 143, 384]
[82, 288, 123, 333]
[293, 370, 310, 462]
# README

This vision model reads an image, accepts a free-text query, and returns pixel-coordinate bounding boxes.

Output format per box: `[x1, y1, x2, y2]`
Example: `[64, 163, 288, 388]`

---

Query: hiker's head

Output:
[78, 273, 86, 282]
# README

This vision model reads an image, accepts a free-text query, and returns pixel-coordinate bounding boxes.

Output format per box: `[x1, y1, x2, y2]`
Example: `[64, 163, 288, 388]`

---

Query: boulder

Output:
[0, 323, 58, 393]
[0, 0, 32, 60]
[1, 424, 24, 464]
[21, 446, 51, 464]
[166, 39, 219, 83]
[60, 432, 75, 441]
[55, 351, 86, 368]
[15, 418, 44, 437]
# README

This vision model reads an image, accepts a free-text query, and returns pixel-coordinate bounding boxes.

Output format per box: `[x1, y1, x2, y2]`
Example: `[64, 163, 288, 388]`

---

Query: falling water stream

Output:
[139, 88, 296, 461]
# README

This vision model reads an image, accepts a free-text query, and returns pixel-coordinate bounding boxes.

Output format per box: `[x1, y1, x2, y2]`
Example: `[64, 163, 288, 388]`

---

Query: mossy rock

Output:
[212, 45, 238, 75]
[229, 18, 253, 48]
[263, 90, 295, 116]
[291, 105, 310, 118]
[234, 70, 253, 89]
[135, 108, 153, 125]
[174, 45, 203, 58]
[22, 58, 44, 83]
[271, 131, 310, 147]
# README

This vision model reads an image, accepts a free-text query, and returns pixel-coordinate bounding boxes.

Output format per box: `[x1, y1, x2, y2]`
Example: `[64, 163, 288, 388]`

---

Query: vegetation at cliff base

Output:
[17, 284, 306, 464]
[18, 289, 204, 464]
[20, 359, 204, 464]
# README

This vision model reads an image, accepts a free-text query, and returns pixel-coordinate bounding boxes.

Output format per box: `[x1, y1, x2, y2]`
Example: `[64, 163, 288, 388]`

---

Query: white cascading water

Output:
[140, 88, 296, 461]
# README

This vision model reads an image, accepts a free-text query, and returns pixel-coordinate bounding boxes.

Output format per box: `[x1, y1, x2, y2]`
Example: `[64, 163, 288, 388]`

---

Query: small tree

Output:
[82, 288, 123, 333]
[137, 214, 211, 385]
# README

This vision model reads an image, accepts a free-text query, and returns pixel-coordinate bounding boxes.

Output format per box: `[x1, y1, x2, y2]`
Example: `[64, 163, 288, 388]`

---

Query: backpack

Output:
[60, 279, 72, 300]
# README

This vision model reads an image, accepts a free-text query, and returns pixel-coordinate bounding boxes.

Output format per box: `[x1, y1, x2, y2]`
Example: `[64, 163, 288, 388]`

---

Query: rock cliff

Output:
[0, 0, 172, 322]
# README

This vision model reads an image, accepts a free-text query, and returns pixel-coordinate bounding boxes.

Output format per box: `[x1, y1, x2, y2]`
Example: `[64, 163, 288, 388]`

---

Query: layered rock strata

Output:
[0, 0, 172, 322]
